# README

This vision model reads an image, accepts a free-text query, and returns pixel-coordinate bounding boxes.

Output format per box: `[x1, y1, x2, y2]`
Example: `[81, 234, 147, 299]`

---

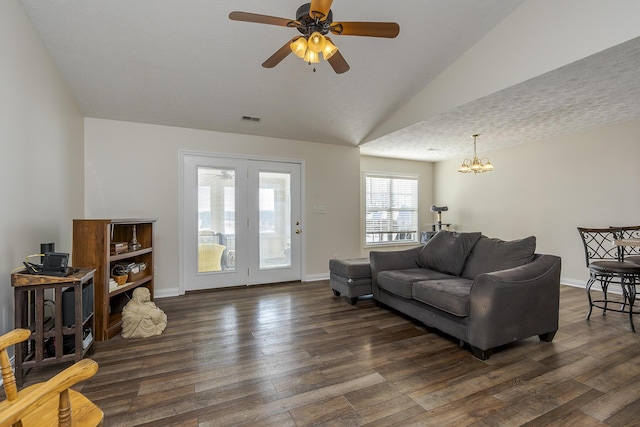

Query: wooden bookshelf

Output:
[72, 219, 156, 341]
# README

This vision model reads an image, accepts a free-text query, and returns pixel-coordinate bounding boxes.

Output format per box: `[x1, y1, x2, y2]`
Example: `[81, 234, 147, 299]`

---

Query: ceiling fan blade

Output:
[327, 50, 350, 74]
[309, 0, 333, 20]
[330, 22, 400, 38]
[262, 37, 299, 68]
[229, 11, 299, 28]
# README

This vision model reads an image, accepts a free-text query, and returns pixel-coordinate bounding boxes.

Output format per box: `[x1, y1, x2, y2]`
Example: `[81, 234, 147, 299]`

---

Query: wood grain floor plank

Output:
[520, 388, 605, 427]
[417, 391, 505, 426]
[18, 281, 640, 426]
[288, 395, 359, 426]
[580, 374, 640, 421]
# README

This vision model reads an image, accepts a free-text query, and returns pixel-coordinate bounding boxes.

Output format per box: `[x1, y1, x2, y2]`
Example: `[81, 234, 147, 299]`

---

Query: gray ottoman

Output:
[329, 258, 372, 305]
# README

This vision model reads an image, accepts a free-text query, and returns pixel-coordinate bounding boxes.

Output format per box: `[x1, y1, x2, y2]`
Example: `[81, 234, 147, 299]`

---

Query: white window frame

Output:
[363, 172, 419, 247]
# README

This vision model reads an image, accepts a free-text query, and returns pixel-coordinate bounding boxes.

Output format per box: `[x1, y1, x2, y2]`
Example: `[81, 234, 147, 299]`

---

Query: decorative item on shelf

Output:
[116, 262, 136, 272]
[129, 225, 142, 251]
[110, 241, 128, 254]
[110, 265, 128, 286]
[458, 134, 494, 174]
[127, 262, 147, 282]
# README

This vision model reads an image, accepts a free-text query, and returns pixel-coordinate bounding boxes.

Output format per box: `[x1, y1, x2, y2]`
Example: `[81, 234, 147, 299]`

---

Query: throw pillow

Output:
[461, 235, 536, 279]
[416, 230, 482, 276]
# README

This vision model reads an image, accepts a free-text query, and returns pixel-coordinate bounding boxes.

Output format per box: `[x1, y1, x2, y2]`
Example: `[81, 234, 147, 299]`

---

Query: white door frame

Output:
[178, 150, 305, 295]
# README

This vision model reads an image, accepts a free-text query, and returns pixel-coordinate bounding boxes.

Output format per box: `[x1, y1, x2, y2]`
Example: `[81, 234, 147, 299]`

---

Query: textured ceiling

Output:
[360, 36, 640, 161]
[18, 1, 640, 162]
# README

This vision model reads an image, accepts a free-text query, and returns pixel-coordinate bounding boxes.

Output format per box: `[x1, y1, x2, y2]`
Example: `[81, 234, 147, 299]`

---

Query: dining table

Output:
[614, 237, 640, 248]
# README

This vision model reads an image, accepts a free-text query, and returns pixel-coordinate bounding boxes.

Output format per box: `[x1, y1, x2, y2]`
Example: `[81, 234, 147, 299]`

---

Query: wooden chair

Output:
[0, 329, 103, 426]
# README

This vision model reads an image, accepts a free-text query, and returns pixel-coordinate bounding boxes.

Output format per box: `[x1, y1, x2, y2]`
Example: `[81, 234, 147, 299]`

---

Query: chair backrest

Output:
[0, 329, 31, 402]
[611, 225, 640, 258]
[577, 227, 621, 267]
[0, 329, 103, 427]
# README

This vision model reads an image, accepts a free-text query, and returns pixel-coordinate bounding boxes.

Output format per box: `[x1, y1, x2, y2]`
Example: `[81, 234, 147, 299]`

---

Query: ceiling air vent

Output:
[242, 115, 261, 122]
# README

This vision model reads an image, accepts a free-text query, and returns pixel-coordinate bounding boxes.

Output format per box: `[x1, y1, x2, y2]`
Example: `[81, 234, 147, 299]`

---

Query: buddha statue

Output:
[121, 287, 167, 338]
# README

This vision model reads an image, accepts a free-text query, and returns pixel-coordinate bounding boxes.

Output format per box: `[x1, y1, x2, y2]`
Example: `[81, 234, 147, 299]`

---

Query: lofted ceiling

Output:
[18, 1, 640, 162]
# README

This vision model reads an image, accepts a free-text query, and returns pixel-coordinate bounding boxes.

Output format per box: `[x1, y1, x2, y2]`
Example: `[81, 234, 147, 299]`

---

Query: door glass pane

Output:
[197, 167, 236, 273]
[259, 171, 291, 269]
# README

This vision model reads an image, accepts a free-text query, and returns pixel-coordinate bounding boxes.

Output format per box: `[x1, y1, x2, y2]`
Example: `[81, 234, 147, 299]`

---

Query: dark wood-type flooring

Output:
[18, 281, 640, 426]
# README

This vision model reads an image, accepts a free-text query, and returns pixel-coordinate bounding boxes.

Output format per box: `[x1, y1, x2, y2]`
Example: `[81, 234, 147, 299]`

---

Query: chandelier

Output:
[458, 134, 494, 174]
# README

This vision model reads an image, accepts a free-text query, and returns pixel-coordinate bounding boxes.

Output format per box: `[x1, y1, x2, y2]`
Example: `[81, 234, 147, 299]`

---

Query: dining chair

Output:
[612, 225, 640, 264]
[577, 227, 640, 332]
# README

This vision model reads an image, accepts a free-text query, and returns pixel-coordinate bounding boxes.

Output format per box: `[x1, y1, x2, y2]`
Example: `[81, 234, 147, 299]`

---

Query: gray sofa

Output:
[369, 231, 561, 360]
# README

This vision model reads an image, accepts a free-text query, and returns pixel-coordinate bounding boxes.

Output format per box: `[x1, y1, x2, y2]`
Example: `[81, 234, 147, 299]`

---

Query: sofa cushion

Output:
[412, 278, 473, 317]
[377, 268, 454, 299]
[416, 230, 482, 276]
[461, 235, 536, 280]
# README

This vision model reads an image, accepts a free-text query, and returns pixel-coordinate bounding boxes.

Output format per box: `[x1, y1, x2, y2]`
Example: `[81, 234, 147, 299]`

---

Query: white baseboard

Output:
[561, 277, 586, 288]
[154, 276, 333, 299]
[154, 287, 181, 298]
[561, 276, 623, 294]
[304, 273, 329, 282]
[155, 275, 603, 299]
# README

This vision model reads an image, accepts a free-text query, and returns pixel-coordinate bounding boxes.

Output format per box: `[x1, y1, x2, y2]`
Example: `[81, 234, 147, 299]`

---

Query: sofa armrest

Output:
[467, 254, 561, 351]
[369, 246, 422, 289]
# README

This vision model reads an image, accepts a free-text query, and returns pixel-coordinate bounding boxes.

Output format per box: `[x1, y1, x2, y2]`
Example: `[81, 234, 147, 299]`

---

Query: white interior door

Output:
[182, 153, 302, 291]
[247, 161, 301, 285]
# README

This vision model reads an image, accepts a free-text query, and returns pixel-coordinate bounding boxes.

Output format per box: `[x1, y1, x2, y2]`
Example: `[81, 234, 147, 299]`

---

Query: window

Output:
[364, 173, 418, 246]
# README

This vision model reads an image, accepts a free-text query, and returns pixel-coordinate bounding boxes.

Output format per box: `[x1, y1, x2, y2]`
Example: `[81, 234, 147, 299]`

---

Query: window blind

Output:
[365, 174, 418, 245]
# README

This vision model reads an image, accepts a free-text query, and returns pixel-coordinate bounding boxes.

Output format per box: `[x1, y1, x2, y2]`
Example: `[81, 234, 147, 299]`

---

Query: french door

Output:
[181, 153, 302, 291]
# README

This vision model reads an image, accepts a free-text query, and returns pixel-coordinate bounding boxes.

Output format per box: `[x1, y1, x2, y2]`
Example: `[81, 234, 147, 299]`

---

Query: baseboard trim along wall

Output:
[561, 277, 622, 295]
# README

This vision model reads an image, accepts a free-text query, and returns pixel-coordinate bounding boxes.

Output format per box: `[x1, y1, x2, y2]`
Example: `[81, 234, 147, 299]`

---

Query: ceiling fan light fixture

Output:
[229, 2, 400, 73]
[321, 38, 338, 59]
[303, 49, 320, 64]
[307, 31, 327, 53]
[290, 37, 308, 58]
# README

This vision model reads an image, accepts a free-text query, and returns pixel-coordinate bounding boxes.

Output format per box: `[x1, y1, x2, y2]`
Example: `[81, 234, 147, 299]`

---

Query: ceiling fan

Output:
[229, 0, 400, 74]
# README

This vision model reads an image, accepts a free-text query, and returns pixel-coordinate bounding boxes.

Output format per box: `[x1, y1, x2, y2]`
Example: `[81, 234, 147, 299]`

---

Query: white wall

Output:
[434, 118, 640, 286]
[0, 0, 84, 335]
[359, 156, 434, 256]
[83, 118, 361, 295]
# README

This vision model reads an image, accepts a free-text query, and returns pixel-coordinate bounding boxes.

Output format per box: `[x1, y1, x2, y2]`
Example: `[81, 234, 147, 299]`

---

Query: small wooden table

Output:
[11, 268, 95, 386]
